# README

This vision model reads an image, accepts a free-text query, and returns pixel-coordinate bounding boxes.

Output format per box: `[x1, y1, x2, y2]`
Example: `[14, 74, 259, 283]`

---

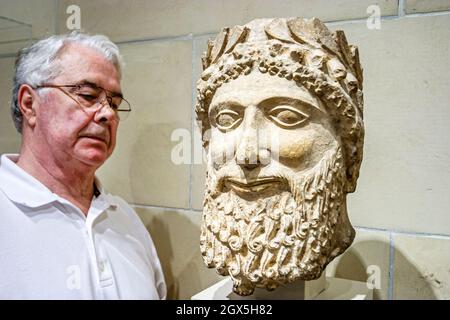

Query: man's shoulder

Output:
[102, 191, 149, 231]
[102, 191, 160, 255]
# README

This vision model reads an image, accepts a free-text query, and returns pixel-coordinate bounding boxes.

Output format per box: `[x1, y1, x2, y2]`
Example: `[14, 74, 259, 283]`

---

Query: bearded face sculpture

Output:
[196, 17, 364, 296]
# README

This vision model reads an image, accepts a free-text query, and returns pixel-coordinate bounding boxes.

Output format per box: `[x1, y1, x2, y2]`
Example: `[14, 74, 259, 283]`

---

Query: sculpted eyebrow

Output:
[209, 101, 244, 115]
[258, 96, 322, 113]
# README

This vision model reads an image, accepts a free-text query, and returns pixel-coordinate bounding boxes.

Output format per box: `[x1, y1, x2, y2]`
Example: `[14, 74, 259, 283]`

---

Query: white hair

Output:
[11, 31, 124, 133]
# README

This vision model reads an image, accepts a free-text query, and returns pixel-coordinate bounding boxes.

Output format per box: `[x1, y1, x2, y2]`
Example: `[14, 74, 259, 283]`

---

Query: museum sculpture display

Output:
[196, 17, 364, 296]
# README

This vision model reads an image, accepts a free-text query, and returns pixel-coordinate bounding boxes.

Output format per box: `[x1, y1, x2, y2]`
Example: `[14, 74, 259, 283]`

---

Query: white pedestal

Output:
[192, 274, 373, 300]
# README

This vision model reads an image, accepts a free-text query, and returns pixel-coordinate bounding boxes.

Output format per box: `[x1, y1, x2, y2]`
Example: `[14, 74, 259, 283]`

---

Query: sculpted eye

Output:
[215, 109, 242, 131]
[268, 105, 309, 128]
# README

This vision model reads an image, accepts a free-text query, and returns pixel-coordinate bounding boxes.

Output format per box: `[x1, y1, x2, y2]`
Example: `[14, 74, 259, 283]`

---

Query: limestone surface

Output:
[196, 17, 364, 296]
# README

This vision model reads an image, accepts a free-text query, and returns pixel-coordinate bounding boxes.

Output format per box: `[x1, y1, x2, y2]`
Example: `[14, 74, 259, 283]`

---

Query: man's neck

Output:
[16, 145, 96, 216]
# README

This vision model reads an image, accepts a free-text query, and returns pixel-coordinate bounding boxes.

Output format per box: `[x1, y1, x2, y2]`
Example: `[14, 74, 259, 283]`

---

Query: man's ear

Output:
[18, 84, 38, 128]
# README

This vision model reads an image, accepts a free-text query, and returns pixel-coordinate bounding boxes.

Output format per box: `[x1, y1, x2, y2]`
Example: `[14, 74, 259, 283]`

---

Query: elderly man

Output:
[0, 32, 166, 299]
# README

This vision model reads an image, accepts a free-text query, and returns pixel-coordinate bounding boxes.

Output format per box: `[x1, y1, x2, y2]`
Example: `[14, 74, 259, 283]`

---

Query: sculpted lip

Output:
[224, 177, 282, 193]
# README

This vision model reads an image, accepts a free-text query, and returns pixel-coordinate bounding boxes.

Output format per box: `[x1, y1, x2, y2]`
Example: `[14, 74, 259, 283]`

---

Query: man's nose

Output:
[94, 99, 117, 123]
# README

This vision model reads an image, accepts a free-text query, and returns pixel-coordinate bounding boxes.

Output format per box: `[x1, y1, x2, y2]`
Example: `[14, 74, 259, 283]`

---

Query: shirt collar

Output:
[0, 154, 59, 208]
[0, 154, 117, 211]
[90, 176, 119, 216]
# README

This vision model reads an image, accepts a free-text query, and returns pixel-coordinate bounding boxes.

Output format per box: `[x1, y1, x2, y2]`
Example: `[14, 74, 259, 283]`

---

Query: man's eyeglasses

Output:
[35, 83, 132, 121]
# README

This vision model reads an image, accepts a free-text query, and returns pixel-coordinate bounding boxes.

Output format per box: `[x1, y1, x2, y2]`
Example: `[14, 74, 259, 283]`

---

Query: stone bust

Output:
[196, 17, 364, 296]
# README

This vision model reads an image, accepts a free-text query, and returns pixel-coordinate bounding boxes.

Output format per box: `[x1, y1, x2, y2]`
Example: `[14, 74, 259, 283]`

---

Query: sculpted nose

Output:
[236, 128, 260, 170]
[235, 106, 270, 170]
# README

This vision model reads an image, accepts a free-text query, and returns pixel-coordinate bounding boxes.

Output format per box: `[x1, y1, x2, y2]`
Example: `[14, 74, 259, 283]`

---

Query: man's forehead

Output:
[55, 44, 122, 93]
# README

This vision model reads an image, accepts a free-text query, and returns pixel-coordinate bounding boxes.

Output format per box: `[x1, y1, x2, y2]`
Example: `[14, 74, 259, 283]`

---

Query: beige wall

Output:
[0, 0, 449, 299]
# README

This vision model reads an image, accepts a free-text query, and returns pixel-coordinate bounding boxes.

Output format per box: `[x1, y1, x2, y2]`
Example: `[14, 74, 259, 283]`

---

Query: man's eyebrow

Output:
[77, 79, 123, 98]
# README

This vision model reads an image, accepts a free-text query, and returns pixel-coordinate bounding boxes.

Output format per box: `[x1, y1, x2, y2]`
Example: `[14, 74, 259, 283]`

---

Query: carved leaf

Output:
[264, 18, 295, 43]
[334, 30, 353, 70]
[210, 27, 230, 65]
[349, 45, 363, 86]
[202, 39, 214, 70]
[224, 25, 249, 54]
[288, 18, 342, 60]
[286, 18, 312, 45]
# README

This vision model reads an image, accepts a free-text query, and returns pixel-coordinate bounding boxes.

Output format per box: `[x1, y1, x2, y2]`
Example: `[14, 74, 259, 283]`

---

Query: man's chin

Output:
[75, 150, 110, 168]
[74, 139, 114, 166]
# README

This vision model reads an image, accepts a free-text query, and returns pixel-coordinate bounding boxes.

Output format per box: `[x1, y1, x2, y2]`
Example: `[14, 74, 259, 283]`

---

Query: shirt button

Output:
[98, 262, 105, 273]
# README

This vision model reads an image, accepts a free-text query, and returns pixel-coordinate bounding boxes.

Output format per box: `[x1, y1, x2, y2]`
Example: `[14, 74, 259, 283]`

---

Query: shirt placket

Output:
[85, 196, 120, 299]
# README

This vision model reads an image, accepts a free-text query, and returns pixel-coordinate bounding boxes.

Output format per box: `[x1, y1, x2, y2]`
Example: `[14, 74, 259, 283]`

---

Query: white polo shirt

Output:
[0, 154, 166, 300]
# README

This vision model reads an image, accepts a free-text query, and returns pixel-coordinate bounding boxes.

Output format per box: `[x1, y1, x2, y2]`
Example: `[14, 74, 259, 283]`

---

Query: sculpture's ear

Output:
[202, 129, 211, 153]
[17, 84, 39, 129]
[345, 153, 362, 193]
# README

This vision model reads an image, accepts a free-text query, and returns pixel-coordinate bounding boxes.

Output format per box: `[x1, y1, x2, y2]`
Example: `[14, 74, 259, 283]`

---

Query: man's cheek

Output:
[108, 125, 118, 151]
[107, 140, 116, 157]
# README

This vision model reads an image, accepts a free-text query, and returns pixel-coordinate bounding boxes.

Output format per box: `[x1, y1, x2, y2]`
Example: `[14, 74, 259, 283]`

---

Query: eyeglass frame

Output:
[34, 83, 132, 118]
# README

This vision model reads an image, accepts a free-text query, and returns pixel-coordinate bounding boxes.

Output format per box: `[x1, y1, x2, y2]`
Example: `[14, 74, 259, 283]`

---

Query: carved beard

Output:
[200, 146, 355, 296]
